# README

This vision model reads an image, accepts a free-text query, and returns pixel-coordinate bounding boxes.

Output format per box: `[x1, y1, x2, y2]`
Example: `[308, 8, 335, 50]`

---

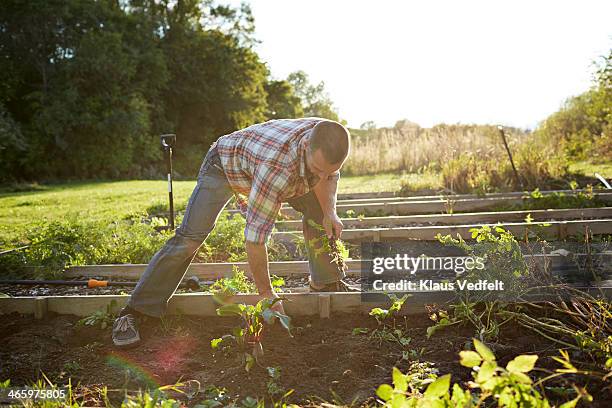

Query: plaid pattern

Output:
[216, 118, 340, 244]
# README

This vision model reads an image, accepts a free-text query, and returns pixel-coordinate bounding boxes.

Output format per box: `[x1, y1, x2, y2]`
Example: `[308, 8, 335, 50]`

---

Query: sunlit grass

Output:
[0, 175, 404, 246]
[569, 160, 612, 180]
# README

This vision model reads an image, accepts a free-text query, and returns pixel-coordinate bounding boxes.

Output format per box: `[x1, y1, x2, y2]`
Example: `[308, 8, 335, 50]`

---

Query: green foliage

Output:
[211, 297, 292, 372]
[517, 186, 604, 211]
[209, 266, 256, 295]
[437, 224, 529, 301]
[376, 339, 592, 407]
[287, 71, 340, 121]
[369, 294, 409, 324]
[0, 0, 322, 182]
[264, 80, 304, 119]
[0, 217, 170, 278]
[305, 219, 349, 272]
[432, 225, 529, 341]
[366, 294, 412, 348]
[197, 213, 246, 263]
[77, 300, 118, 330]
[535, 48, 611, 163]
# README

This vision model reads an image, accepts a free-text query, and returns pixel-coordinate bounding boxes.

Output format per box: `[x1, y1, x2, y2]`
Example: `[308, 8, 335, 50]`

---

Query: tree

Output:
[264, 79, 303, 119]
[287, 70, 340, 121]
[535, 48, 611, 163]
[0, 0, 273, 181]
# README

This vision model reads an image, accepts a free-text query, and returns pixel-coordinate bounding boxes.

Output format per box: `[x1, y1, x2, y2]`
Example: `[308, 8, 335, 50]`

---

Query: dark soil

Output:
[1, 312, 609, 406]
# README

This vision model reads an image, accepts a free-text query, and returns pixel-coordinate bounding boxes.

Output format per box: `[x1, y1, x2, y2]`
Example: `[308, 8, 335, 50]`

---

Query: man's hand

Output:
[322, 212, 343, 239]
[245, 241, 286, 317]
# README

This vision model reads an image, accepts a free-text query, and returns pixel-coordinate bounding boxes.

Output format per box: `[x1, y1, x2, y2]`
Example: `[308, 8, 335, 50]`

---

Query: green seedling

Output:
[367, 294, 411, 347]
[369, 293, 409, 324]
[211, 297, 292, 372]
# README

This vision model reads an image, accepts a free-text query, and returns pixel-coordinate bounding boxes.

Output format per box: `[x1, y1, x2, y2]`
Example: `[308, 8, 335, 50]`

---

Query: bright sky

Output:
[234, 0, 611, 129]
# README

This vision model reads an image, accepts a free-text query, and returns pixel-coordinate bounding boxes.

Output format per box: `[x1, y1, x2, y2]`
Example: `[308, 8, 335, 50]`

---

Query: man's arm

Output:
[313, 172, 343, 238]
[245, 241, 274, 296]
[243, 165, 289, 312]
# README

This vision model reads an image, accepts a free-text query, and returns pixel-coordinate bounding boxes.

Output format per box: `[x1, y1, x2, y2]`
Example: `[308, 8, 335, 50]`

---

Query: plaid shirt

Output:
[216, 118, 341, 244]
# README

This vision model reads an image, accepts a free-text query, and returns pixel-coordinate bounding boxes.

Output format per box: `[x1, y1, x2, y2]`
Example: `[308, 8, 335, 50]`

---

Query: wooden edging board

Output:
[2, 288, 609, 320]
[276, 207, 612, 231]
[335, 188, 607, 201]
[64, 253, 609, 280]
[272, 219, 612, 242]
[269, 193, 612, 219]
[0, 292, 450, 319]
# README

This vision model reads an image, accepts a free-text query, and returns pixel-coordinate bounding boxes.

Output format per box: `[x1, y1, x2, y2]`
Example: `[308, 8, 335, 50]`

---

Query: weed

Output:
[519, 186, 603, 210]
[499, 289, 612, 361]
[211, 297, 292, 372]
[430, 225, 531, 342]
[206, 266, 284, 297]
[436, 224, 530, 301]
[306, 219, 349, 273]
[402, 348, 427, 361]
[76, 300, 118, 330]
[208, 266, 256, 295]
[62, 360, 82, 374]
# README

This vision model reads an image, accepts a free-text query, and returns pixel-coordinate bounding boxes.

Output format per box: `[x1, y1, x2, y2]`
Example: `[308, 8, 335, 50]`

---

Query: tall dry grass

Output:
[344, 122, 528, 175]
[345, 122, 569, 193]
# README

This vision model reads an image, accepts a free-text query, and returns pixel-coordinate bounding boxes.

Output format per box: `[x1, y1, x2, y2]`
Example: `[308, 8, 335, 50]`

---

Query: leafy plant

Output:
[430, 225, 531, 342]
[208, 266, 256, 295]
[211, 297, 292, 372]
[366, 294, 412, 347]
[369, 293, 409, 324]
[376, 338, 593, 407]
[519, 186, 603, 210]
[76, 300, 118, 330]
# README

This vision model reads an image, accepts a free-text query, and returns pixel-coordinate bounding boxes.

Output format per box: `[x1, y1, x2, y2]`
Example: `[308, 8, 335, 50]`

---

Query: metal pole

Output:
[161, 134, 177, 230]
[497, 125, 523, 190]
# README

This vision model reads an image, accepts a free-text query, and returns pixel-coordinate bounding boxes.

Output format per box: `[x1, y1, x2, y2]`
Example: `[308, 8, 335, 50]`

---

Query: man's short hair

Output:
[309, 120, 351, 164]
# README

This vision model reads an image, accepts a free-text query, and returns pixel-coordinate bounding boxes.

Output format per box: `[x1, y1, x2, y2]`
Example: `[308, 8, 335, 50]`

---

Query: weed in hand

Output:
[306, 219, 349, 273]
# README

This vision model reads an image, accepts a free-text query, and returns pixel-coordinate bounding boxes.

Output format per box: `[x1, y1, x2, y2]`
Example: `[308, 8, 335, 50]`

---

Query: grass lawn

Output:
[0, 174, 406, 247]
[569, 160, 612, 180]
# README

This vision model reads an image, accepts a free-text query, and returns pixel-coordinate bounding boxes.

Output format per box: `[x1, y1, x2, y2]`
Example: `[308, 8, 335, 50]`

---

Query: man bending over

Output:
[112, 118, 351, 347]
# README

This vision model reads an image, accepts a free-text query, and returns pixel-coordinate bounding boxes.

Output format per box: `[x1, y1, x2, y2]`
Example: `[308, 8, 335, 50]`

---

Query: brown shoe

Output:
[309, 279, 359, 292]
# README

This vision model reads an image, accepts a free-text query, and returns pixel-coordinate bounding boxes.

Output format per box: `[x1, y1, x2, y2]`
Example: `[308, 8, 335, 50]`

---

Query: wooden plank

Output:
[0, 292, 477, 317]
[273, 219, 612, 242]
[34, 297, 48, 320]
[62, 253, 609, 283]
[2, 289, 610, 318]
[0, 297, 35, 315]
[335, 188, 603, 201]
[276, 207, 612, 231]
[318, 294, 331, 319]
[272, 193, 612, 219]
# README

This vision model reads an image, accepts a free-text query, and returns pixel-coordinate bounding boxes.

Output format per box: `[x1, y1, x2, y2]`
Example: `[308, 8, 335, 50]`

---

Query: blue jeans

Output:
[128, 142, 346, 317]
